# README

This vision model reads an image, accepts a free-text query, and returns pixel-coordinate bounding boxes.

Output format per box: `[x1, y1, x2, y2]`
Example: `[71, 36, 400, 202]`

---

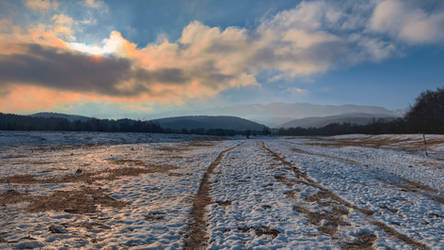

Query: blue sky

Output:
[0, 0, 443, 117]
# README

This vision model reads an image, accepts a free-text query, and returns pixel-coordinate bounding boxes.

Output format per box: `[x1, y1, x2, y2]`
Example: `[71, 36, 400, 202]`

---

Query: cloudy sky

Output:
[0, 0, 443, 118]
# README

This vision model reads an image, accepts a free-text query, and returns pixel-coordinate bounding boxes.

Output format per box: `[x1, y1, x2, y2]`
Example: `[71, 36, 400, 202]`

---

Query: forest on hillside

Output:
[279, 88, 444, 135]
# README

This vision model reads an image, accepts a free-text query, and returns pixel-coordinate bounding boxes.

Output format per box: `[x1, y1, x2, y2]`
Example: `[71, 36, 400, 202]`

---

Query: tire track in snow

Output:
[290, 143, 443, 205]
[262, 142, 429, 250]
[184, 143, 240, 249]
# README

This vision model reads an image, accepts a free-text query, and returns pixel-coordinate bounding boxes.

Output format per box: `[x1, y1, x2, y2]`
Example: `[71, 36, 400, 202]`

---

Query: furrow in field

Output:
[290, 143, 443, 204]
[184, 144, 239, 249]
[262, 142, 429, 250]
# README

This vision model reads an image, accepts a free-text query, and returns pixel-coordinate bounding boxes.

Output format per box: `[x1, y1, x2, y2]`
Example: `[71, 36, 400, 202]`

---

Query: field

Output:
[0, 131, 443, 249]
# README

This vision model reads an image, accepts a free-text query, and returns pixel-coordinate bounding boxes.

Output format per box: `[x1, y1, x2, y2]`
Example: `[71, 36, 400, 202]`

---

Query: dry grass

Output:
[30, 143, 103, 152]
[28, 161, 55, 165]
[0, 174, 40, 184]
[109, 159, 147, 166]
[1, 154, 27, 159]
[28, 186, 126, 213]
[274, 174, 294, 187]
[0, 187, 126, 213]
[395, 180, 443, 204]
[254, 226, 280, 238]
[186, 141, 216, 147]
[306, 135, 444, 154]
[293, 205, 350, 236]
[371, 221, 428, 250]
[379, 205, 398, 214]
[283, 190, 298, 199]
[0, 189, 27, 206]
[144, 211, 166, 221]
[155, 140, 216, 153]
[237, 226, 280, 239]
[215, 200, 232, 206]
[341, 231, 377, 249]
[0, 163, 178, 185]
[154, 146, 191, 152]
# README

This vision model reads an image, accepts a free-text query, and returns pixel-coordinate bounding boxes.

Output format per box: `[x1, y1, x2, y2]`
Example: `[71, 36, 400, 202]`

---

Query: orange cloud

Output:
[24, 0, 58, 12]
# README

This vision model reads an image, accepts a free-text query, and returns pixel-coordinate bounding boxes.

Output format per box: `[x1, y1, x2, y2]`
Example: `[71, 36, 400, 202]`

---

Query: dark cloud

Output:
[0, 43, 189, 96]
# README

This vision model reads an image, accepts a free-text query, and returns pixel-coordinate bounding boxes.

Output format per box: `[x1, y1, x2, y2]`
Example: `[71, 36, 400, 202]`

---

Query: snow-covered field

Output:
[0, 131, 443, 249]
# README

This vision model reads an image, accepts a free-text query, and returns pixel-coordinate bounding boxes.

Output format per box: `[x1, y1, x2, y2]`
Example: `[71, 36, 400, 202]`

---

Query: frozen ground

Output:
[0, 131, 443, 249]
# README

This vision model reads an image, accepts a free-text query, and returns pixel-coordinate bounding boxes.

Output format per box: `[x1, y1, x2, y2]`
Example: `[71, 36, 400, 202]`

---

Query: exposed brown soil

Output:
[184, 144, 239, 249]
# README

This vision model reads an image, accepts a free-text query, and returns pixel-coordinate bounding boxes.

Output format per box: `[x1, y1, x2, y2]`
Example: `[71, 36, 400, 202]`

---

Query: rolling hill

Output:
[150, 116, 267, 131]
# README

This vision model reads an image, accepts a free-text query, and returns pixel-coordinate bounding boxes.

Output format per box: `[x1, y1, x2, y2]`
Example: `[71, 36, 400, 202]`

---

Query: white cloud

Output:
[370, 0, 444, 44]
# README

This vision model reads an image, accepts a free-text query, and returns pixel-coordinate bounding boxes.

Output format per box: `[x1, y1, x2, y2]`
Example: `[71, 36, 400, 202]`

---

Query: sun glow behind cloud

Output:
[67, 31, 126, 56]
[68, 42, 113, 55]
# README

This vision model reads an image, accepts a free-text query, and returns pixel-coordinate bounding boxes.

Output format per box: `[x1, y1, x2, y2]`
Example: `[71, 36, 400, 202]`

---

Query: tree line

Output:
[0, 113, 271, 136]
[279, 87, 444, 136]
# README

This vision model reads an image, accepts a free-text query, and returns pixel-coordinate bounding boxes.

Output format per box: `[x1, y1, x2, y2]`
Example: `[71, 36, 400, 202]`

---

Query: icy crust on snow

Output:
[267, 139, 443, 249]
[0, 132, 238, 249]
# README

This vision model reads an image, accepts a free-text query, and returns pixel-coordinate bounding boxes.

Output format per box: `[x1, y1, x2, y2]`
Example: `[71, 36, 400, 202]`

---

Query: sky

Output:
[0, 0, 443, 118]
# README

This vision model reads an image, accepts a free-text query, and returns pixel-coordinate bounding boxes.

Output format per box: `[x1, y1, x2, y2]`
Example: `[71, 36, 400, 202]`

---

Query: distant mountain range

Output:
[280, 113, 397, 129]
[29, 102, 404, 129]
[151, 102, 401, 127]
